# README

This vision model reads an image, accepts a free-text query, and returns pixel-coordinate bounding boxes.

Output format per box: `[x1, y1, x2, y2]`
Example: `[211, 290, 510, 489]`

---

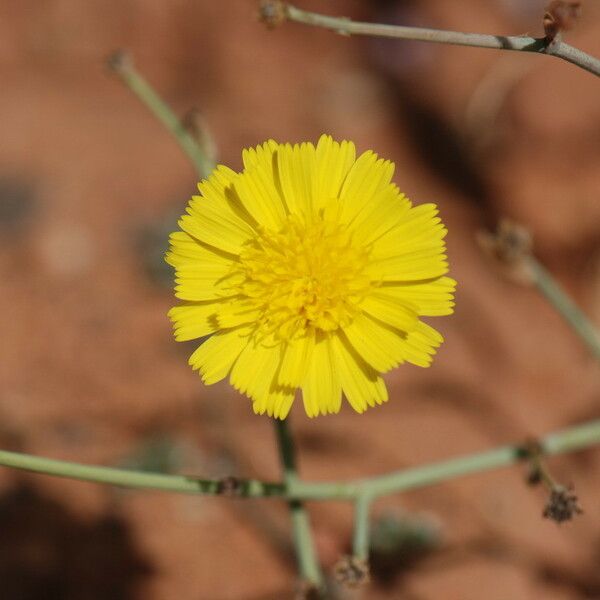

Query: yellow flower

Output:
[167, 135, 455, 418]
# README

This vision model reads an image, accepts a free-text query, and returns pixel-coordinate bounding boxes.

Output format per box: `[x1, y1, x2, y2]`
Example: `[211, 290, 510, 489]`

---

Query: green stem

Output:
[0, 449, 284, 496]
[282, 3, 600, 78]
[526, 257, 600, 360]
[0, 420, 598, 500]
[273, 418, 324, 590]
[352, 492, 372, 560]
[108, 51, 214, 178]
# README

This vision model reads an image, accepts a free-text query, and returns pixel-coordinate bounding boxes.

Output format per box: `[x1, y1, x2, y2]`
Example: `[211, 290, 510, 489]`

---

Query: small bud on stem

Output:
[476, 220, 534, 284]
[333, 555, 370, 589]
[259, 1, 287, 29]
[521, 438, 583, 523]
[543, 1, 582, 42]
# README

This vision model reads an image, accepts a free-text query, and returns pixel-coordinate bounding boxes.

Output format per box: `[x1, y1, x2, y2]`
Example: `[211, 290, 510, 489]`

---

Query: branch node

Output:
[520, 438, 545, 485]
[333, 555, 370, 589]
[259, 1, 288, 29]
[335, 18, 352, 37]
[216, 476, 243, 497]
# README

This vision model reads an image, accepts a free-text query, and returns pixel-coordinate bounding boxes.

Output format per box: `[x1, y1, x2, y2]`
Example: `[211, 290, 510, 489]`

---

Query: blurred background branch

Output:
[107, 50, 215, 178]
[267, 2, 600, 77]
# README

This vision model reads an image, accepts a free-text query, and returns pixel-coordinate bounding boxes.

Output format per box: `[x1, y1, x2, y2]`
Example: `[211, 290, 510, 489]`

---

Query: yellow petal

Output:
[349, 185, 411, 247]
[242, 139, 279, 171]
[360, 294, 419, 332]
[230, 339, 282, 401]
[174, 271, 240, 302]
[168, 302, 220, 341]
[371, 204, 447, 259]
[180, 202, 253, 256]
[165, 232, 237, 269]
[331, 333, 388, 413]
[278, 332, 315, 387]
[215, 301, 262, 329]
[313, 135, 356, 210]
[341, 313, 406, 372]
[180, 165, 255, 254]
[188, 326, 252, 384]
[379, 277, 456, 316]
[367, 254, 449, 281]
[301, 333, 342, 417]
[234, 164, 287, 230]
[271, 388, 296, 419]
[339, 150, 394, 225]
[276, 142, 317, 216]
[400, 321, 444, 367]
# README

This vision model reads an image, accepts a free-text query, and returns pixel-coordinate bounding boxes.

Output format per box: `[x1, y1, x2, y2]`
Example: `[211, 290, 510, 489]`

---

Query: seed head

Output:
[333, 555, 370, 589]
[543, 485, 583, 523]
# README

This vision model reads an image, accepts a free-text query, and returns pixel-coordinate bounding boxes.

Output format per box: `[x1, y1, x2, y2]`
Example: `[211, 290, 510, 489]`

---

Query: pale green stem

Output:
[525, 256, 600, 360]
[281, 4, 600, 78]
[0, 419, 598, 500]
[352, 492, 373, 561]
[108, 51, 214, 178]
[273, 418, 324, 590]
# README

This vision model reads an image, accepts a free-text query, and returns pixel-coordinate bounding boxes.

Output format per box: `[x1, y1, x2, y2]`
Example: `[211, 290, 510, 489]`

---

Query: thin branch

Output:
[525, 256, 600, 360]
[273, 3, 600, 78]
[107, 50, 215, 178]
[0, 419, 598, 500]
[352, 492, 373, 561]
[274, 418, 324, 591]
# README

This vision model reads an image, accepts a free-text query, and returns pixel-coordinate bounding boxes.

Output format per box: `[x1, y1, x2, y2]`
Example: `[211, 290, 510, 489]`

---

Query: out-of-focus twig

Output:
[261, 2, 600, 78]
[107, 50, 215, 178]
[525, 256, 600, 360]
[479, 221, 600, 360]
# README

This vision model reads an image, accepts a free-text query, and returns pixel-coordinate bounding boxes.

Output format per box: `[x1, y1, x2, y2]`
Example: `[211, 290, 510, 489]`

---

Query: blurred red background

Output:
[0, 1, 599, 598]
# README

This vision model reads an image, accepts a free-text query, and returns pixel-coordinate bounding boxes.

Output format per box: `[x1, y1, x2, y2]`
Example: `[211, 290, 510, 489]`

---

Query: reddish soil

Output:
[0, 1, 599, 598]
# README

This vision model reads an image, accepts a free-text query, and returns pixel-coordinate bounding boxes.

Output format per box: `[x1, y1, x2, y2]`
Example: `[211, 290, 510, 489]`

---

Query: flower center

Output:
[234, 215, 372, 340]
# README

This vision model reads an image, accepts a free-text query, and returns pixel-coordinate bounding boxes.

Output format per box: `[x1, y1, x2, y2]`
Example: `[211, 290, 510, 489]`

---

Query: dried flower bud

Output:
[543, 485, 583, 523]
[259, 0, 287, 29]
[106, 49, 133, 74]
[333, 555, 370, 589]
[294, 581, 321, 600]
[543, 1, 582, 41]
[476, 220, 534, 284]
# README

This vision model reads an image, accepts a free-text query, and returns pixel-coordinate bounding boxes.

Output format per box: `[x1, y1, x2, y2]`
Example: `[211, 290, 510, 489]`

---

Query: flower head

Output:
[167, 135, 455, 418]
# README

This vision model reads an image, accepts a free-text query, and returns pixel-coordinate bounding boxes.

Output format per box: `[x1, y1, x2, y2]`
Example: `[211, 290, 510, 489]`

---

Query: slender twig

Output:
[352, 492, 373, 560]
[274, 3, 600, 78]
[525, 256, 600, 360]
[0, 419, 598, 500]
[107, 50, 215, 178]
[274, 418, 324, 590]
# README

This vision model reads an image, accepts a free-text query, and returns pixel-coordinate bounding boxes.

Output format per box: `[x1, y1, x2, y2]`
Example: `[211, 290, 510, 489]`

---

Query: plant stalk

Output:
[525, 257, 600, 360]
[273, 418, 324, 591]
[0, 420, 598, 499]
